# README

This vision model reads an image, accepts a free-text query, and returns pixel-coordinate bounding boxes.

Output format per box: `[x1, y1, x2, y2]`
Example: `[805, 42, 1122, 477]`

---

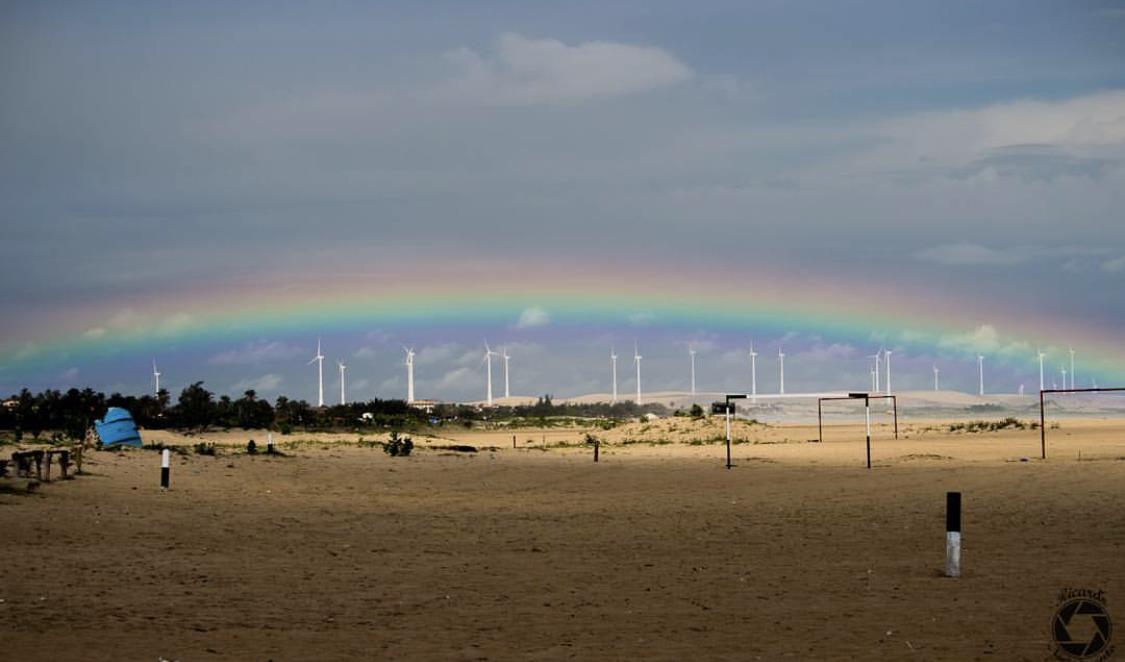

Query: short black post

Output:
[160, 449, 170, 489]
[892, 395, 899, 439]
[865, 396, 872, 469]
[267, 431, 275, 455]
[512, 435, 516, 449]
[945, 491, 962, 577]
[593, 438, 599, 463]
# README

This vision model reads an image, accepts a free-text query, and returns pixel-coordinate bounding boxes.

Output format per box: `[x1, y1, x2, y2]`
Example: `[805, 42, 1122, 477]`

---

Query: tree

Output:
[176, 382, 215, 431]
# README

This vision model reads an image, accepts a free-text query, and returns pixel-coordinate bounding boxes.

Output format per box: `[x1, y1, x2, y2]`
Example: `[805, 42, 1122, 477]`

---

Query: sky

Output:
[1, 0, 1124, 402]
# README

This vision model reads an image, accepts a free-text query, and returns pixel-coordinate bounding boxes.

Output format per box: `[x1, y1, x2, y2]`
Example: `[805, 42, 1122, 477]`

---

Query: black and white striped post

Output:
[267, 431, 275, 455]
[946, 491, 961, 578]
[160, 448, 170, 489]
[720, 395, 747, 470]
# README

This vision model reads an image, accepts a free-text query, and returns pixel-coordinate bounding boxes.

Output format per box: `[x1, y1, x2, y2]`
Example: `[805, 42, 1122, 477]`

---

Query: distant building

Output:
[409, 399, 439, 414]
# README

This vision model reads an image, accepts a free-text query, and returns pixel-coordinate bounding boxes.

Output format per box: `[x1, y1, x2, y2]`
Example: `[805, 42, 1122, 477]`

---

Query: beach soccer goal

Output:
[1038, 387, 1125, 459]
[817, 393, 898, 468]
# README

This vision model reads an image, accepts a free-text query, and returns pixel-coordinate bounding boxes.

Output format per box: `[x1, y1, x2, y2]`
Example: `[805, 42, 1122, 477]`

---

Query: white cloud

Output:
[83, 327, 107, 339]
[1102, 256, 1125, 273]
[796, 342, 857, 362]
[915, 243, 1110, 267]
[441, 32, 692, 106]
[353, 346, 378, 359]
[515, 306, 550, 329]
[417, 343, 462, 366]
[209, 341, 306, 365]
[915, 243, 1029, 266]
[436, 366, 475, 391]
[231, 373, 283, 393]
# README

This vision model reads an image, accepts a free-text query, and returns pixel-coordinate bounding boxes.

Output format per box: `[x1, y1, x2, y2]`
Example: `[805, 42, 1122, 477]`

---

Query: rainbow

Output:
[2, 258, 1122, 383]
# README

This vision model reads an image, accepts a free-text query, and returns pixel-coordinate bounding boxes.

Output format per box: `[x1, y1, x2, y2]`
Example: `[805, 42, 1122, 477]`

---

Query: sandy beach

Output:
[2, 416, 1124, 660]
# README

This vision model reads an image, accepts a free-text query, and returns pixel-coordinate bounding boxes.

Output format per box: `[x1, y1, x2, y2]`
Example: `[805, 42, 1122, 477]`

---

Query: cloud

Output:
[914, 243, 1029, 266]
[231, 373, 283, 393]
[436, 366, 475, 391]
[59, 367, 80, 381]
[209, 341, 306, 365]
[952, 144, 1114, 183]
[938, 324, 1000, 354]
[797, 342, 857, 362]
[417, 343, 461, 366]
[914, 243, 1110, 267]
[1102, 256, 1125, 273]
[353, 346, 378, 359]
[441, 32, 692, 106]
[83, 327, 107, 339]
[515, 306, 550, 329]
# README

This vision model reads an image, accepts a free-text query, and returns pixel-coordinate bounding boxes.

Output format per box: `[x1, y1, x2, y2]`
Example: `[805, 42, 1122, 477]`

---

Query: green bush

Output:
[383, 431, 414, 457]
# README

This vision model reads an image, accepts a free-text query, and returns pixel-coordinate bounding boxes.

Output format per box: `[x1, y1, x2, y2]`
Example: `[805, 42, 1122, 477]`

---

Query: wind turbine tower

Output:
[337, 361, 347, 405]
[633, 342, 643, 405]
[870, 351, 881, 393]
[403, 347, 416, 404]
[482, 342, 498, 406]
[749, 343, 758, 399]
[933, 364, 939, 391]
[308, 338, 325, 407]
[502, 346, 511, 398]
[885, 349, 893, 395]
[778, 346, 785, 395]
[1061, 366, 1067, 390]
[689, 346, 697, 396]
[152, 358, 161, 397]
[1069, 346, 1076, 390]
[978, 355, 985, 396]
[1038, 349, 1046, 392]
[610, 347, 618, 404]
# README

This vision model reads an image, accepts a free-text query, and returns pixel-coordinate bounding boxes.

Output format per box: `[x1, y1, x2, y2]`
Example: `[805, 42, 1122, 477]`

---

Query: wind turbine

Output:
[403, 347, 415, 404]
[1037, 348, 1046, 392]
[749, 342, 758, 399]
[688, 346, 697, 396]
[778, 345, 785, 395]
[869, 351, 881, 393]
[151, 358, 161, 397]
[633, 342, 643, 405]
[977, 355, 985, 396]
[610, 347, 618, 404]
[884, 349, 893, 395]
[482, 341, 498, 406]
[502, 346, 511, 398]
[933, 363, 939, 391]
[308, 338, 325, 407]
[337, 360, 347, 405]
[1060, 366, 1067, 390]
[1069, 346, 1076, 390]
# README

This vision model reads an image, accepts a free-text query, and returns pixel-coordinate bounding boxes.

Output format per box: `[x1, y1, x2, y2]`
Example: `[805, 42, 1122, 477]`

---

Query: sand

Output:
[2, 417, 1124, 660]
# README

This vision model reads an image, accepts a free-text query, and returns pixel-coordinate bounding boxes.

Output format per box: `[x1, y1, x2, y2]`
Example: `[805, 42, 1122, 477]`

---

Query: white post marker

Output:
[160, 448, 170, 489]
[946, 491, 961, 578]
[267, 431, 274, 455]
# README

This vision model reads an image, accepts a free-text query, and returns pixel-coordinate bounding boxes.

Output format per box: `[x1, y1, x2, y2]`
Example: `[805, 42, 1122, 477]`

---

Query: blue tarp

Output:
[95, 407, 143, 447]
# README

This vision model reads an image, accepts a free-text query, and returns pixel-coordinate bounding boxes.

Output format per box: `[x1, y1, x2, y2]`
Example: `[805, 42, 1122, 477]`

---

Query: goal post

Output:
[1039, 387, 1125, 459]
[817, 393, 898, 469]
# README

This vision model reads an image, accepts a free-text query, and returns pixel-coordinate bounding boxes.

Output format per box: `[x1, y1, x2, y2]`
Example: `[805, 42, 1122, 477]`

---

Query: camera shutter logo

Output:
[1052, 594, 1113, 660]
